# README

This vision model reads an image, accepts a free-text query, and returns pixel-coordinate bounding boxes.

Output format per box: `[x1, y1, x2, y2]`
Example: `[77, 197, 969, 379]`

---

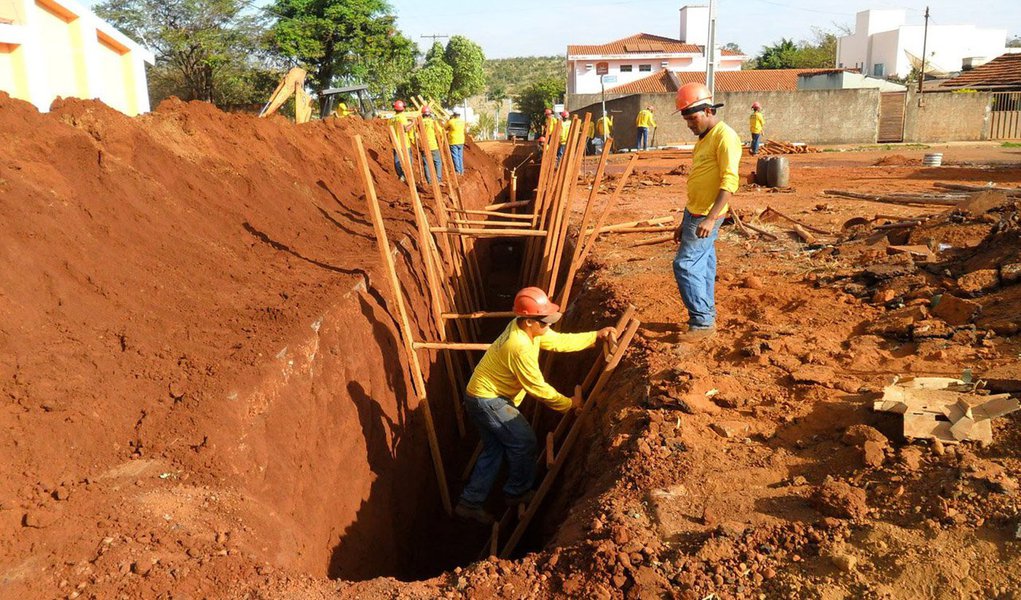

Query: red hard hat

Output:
[675, 82, 712, 114]
[545, 108, 552, 115]
[560, 111, 569, 118]
[513, 287, 562, 323]
[538, 136, 546, 143]
[393, 100, 405, 112]
[751, 102, 762, 110]
[421, 105, 432, 116]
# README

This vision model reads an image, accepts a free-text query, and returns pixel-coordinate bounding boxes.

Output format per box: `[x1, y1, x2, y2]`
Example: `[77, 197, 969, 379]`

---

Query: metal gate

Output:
[878, 92, 906, 143]
[990, 92, 1021, 140]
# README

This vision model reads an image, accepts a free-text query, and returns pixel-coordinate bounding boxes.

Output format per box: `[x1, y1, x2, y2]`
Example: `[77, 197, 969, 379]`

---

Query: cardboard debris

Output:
[874, 377, 1020, 445]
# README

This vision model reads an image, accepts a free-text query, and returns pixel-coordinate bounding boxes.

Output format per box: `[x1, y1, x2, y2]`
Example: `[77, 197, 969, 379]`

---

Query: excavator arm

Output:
[259, 67, 313, 124]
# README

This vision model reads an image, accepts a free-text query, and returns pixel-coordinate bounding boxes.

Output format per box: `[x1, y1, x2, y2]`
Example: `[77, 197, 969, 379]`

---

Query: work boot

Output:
[505, 489, 536, 508]
[454, 501, 494, 524]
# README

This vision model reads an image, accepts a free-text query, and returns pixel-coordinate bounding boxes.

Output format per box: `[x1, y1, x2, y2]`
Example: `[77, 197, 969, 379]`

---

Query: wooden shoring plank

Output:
[540, 118, 581, 289]
[521, 122, 562, 286]
[448, 219, 534, 228]
[486, 199, 533, 211]
[585, 215, 675, 235]
[556, 135, 612, 307]
[431, 227, 548, 237]
[414, 116, 457, 272]
[353, 135, 452, 515]
[629, 234, 675, 247]
[545, 114, 591, 294]
[413, 341, 491, 351]
[452, 208, 535, 220]
[499, 317, 641, 558]
[576, 155, 639, 266]
[442, 310, 518, 320]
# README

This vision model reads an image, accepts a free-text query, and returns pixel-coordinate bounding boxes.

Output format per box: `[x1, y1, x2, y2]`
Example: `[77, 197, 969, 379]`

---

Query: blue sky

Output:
[87, 0, 1020, 60]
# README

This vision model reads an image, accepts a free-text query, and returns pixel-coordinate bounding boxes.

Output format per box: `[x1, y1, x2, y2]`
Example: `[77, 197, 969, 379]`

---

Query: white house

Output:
[0, 0, 153, 116]
[837, 9, 1007, 79]
[566, 5, 745, 97]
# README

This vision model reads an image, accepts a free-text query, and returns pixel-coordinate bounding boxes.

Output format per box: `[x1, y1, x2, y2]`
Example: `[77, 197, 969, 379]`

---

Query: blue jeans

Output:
[556, 143, 566, 164]
[393, 148, 413, 179]
[673, 210, 723, 329]
[450, 144, 464, 174]
[460, 396, 536, 506]
[422, 149, 442, 183]
[751, 133, 761, 155]
[636, 127, 649, 150]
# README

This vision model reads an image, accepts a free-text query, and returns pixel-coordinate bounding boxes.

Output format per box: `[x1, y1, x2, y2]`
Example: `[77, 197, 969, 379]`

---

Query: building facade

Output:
[566, 5, 745, 98]
[0, 0, 153, 116]
[837, 9, 1007, 79]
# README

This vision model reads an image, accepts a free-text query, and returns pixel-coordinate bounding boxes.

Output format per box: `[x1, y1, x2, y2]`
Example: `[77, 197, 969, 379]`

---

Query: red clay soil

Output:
[0, 93, 504, 598]
[5, 96, 1021, 600]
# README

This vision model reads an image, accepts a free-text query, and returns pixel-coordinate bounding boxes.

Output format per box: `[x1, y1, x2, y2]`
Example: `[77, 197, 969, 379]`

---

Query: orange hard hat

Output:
[421, 105, 432, 116]
[393, 100, 405, 112]
[751, 102, 762, 110]
[675, 82, 713, 115]
[513, 287, 562, 323]
[545, 108, 552, 115]
[538, 136, 547, 143]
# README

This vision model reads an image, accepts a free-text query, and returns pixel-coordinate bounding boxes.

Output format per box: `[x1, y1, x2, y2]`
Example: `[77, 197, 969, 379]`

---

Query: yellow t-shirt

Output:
[686, 121, 742, 216]
[446, 117, 466, 145]
[421, 116, 441, 151]
[544, 115, 558, 137]
[636, 109, 656, 128]
[389, 113, 415, 149]
[749, 112, 764, 134]
[595, 116, 612, 137]
[559, 119, 571, 144]
[466, 320, 598, 412]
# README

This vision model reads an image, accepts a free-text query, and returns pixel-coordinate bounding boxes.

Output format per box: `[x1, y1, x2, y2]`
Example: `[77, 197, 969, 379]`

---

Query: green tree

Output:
[444, 35, 486, 104]
[401, 42, 453, 101]
[756, 38, 799, 69]
[267, 0, 414, 96]
[95, 0, 273, 106]
[514, 76, 564, 131]
[1008, 36, 1021, 48]
[484, 56, 564, 99]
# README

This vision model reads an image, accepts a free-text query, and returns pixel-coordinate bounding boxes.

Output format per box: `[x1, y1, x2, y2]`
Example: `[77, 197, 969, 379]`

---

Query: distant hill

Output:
[484, 56, 566, 99]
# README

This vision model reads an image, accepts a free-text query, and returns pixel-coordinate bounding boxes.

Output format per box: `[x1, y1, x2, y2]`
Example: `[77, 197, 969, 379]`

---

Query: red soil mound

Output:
[0, 93, 504, 597]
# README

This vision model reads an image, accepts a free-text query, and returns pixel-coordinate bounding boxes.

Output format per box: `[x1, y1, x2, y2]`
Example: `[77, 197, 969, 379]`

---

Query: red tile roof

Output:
[605, 68, 844, 94]
[569, 33, 701, 56]
[941, 53, 1021, 89]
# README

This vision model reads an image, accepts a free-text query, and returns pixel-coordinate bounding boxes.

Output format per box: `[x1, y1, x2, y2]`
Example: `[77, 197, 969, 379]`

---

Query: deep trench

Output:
[320, 162, 607, 582]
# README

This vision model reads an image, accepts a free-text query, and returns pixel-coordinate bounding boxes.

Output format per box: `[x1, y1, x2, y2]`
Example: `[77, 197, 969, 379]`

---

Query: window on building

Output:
[620, 65, 633, 72]
[638, 64, 652, 72]
[873, 63, 885, 77]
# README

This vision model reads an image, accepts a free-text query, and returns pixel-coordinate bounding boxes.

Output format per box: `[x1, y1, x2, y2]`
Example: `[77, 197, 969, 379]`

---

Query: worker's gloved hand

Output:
[596, 327, 616, 341]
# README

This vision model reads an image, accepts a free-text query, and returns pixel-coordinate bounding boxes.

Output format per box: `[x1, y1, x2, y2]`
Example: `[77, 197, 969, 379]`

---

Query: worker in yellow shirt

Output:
[635, 105, 656, 150]
[419, 105, 443, 183]
[446, 107, 466, 174]
[556, 111, 571, 164]
[389, 100, 415, 182]
[671, 83, 741, 338]
[595, 114, 613, 153]
[749, 102, 765, 155]
[543, 108, 558, 139]
[454, 287, 615, 524]
[335, 101, 355, 118]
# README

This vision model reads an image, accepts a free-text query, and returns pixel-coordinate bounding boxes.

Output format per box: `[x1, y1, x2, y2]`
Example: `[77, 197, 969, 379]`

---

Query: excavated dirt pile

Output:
[0, 93, 507, 597]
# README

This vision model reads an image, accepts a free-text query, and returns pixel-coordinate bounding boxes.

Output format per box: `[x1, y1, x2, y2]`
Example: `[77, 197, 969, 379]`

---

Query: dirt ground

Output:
[3, 97, 1021, 599]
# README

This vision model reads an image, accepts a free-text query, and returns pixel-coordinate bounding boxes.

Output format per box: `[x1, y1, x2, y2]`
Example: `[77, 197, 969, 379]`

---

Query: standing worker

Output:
[543, 108, 558, 139]
[454, 287, 615, 523]
[749, 102, 765, 155]
[556, 111, 571, 164]
[671, 83, 741, 338]
[595, 113, 613, 152]
[635, 105, 656, 150]
[389, 100, 415, 182]
[420, 105, 443, 183]
[446, 108, 466, 175]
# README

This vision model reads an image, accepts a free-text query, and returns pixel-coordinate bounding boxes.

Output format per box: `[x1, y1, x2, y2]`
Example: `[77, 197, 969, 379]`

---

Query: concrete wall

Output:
[903, 89, 992, 143]
[578, 89, 882, 148]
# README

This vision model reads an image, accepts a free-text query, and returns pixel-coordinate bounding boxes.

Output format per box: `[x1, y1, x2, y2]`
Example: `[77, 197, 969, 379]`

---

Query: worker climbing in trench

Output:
[454, 287, 615, 524]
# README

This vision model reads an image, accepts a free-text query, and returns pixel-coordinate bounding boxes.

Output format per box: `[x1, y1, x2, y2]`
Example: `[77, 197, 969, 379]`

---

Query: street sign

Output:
[596, 62, 609, 75]
[601, 75, 617, 84]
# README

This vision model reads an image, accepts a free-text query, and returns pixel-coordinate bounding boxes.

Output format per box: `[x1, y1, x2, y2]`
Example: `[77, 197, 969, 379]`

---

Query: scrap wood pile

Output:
[757, 140, 819, 155]
[808, 185, 1021, 345]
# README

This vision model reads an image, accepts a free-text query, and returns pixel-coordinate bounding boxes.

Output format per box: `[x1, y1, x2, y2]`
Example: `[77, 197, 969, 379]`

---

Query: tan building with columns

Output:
[0, 0, 153, 116]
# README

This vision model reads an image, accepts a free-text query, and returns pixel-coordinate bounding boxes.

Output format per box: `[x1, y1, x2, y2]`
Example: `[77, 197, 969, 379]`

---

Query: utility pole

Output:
[705, 0, 718, 98]
[421, 34, 450, 47]
[918, 7, 929, 96]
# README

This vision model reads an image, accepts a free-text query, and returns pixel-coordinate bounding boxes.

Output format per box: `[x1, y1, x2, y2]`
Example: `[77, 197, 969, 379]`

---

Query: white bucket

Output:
[922, 153, 943, 167]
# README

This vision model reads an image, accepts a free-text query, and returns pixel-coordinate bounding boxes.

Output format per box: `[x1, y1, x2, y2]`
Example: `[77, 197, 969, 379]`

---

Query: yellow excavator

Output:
[259, 67, 313, 123]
